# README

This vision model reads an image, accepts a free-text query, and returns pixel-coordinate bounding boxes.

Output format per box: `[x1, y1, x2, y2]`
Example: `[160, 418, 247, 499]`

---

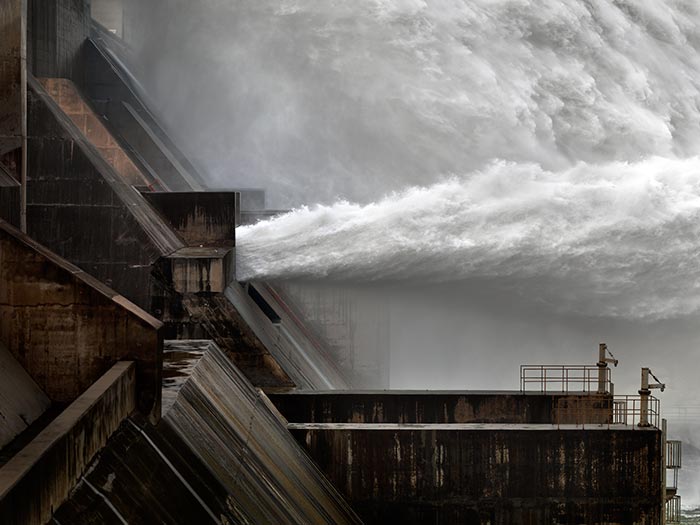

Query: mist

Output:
[125, 0, 700, 206]
[120, 0, 700, 506]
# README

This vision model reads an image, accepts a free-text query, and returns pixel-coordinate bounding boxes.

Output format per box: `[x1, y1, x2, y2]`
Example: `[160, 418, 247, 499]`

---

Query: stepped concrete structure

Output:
[0, 1, 683, 524]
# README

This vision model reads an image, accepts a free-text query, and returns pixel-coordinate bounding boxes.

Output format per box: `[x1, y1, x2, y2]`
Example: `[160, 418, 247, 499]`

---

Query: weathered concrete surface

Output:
[54, 341, 361, 525]
[165, 246, 235, 294]
[143, 191, 238, 246]
[81, 32, 206, 191]
[0, 163, 20, 226]
[26, 76, 184, 308]
[161, 340, 362, 524]
[53, 413, 239, 524]
[271, 391, 613, 425]
[0, 361, 135, 525]
[27, 0, 88, 79]
[39, 77, 156, 188]
[290, 424, 663, 524]
[0, 218, 162, 418]
[226, 282, 351, 390]
[0, 0, 23, 156]
[0, 342, 50, 450]
[163, 292, 294, 388]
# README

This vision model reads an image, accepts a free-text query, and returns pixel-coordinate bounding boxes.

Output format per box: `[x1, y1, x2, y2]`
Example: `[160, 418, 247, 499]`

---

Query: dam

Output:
[0, 1, 689, 524]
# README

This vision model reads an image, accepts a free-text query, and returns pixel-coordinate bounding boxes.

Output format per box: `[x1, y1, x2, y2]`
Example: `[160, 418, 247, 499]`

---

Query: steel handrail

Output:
[520, 364, 610, 393]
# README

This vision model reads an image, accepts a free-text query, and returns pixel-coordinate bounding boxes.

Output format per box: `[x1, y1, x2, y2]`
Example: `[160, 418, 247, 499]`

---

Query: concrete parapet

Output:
[0, 361, 136, 525]
[290, 423, 663, 524]
[271, 391, 613, 425]
[0, 219, 162, 419]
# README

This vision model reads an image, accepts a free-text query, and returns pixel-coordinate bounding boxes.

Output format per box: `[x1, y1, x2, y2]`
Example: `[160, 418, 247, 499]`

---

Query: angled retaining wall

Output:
[26, 75, 184, 308]
[0, 218, 162, 419]
[54, 340, 361, 525]
[0, 361, 135, 525]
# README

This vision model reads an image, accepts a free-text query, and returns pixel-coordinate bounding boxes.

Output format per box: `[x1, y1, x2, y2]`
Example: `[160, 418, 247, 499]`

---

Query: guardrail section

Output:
[520, 364, 610, 393]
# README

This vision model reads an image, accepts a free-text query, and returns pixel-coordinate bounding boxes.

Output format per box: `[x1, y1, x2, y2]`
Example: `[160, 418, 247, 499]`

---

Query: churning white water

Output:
[238, 157, 700, 318]
[228, 0, 700, 320]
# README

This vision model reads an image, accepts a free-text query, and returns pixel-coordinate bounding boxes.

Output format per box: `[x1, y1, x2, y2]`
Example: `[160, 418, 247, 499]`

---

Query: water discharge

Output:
[205, 0, 700, 319]
[238, 157, 700, 319]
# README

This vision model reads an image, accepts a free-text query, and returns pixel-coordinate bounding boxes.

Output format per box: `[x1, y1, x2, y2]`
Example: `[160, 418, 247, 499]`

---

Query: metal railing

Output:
[667, 440, 682, 469]
[612, 395, 660, 428]
[666, 439, 682, 493]
[665, 495, 681, 523]
[550, 395, 661, 429]
[664, 406, 700, 421]
[520, 364, 610, 393]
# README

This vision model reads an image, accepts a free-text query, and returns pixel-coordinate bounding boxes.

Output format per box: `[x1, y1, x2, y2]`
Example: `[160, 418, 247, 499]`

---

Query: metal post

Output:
[662, 418, 667, 525]
[597, 343, 617, 394]
[597, 343, 607, 394]
[639, 367, 650, 427]
[639, 367, 665, 428]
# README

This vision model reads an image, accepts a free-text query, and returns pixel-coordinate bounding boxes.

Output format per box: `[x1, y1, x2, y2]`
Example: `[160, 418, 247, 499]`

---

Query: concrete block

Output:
[166, 247, 235, 294]
[143, 191, 238, 246]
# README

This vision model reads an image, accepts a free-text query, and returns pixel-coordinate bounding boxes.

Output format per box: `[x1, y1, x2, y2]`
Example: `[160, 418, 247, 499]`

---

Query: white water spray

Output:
[216, 0, 700, 320]
[238, 157, 700, 318]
